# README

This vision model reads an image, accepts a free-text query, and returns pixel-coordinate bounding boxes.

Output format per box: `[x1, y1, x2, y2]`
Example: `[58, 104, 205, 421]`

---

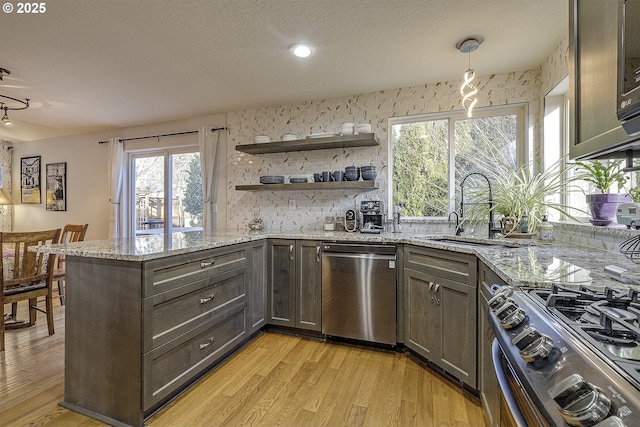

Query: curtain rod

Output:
[98, 127, 228, 144]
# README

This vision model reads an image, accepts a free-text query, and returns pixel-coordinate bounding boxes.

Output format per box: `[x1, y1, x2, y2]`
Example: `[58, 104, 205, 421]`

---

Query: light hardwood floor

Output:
[1, 301, 486, 427]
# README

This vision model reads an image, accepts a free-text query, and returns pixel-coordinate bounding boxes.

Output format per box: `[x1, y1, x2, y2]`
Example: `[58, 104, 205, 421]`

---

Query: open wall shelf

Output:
[235, 133, 378, 155]
[235, 180, 378, 191]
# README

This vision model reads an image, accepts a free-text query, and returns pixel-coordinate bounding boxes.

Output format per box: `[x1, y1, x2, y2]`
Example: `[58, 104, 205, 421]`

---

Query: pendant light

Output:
[456, 36, 484, 118]
[1, 106, 10, 126]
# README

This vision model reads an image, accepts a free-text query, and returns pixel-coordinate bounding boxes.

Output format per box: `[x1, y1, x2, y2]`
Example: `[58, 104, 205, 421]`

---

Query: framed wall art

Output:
[46, 162, 66, 211]
[21, 156, 41, 204]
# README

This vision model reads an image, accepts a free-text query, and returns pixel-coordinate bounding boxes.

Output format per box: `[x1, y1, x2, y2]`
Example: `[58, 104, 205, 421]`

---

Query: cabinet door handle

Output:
[289, 244, 294, 261]
[199, 337, 214, 350]
[428, 281, 434, 302]
[200, 260, 216, 268]
[199, 294, 215, 304]
[316, 246, 321, 262]
[434, 283, 441, 305]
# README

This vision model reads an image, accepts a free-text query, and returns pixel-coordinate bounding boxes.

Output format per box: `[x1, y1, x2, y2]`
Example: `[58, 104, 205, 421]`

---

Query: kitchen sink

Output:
[417, 235, 536, 248]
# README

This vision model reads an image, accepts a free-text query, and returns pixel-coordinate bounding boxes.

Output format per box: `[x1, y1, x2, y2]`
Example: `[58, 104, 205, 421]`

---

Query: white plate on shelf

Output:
[306, 133, 340, 139]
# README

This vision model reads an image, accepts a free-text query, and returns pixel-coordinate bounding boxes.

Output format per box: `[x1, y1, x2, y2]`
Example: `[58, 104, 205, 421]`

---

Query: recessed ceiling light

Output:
[290, 44, 312, 58]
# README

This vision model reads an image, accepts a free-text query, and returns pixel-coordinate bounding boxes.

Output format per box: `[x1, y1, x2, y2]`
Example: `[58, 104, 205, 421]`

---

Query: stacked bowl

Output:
[260, 175, 285, 184]
[361, 165, 377, 181]
[345, 166, 360, 181]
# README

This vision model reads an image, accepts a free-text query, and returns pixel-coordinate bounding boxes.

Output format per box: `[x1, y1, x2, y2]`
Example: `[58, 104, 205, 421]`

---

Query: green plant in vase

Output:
[461, 156, 583, 236]
[575, 159, 630, 225]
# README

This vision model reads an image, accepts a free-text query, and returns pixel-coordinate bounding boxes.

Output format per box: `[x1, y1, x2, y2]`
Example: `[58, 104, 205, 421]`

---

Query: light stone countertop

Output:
[33, 229, 640, 291]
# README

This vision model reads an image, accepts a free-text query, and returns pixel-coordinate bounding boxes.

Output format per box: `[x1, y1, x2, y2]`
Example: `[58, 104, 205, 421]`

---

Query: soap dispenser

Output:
[537, 215, 554, 243]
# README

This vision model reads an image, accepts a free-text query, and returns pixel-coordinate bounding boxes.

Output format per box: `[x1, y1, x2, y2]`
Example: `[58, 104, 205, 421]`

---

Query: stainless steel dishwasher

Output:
[321, 243, 397, 345]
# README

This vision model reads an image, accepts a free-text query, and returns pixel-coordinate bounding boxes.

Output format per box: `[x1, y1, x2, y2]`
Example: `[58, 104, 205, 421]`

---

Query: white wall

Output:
[11, 113, 227, 240]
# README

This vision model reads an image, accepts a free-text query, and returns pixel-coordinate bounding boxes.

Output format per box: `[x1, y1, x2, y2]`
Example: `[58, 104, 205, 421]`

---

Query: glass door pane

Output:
[172, 152, 202, 231]
[135, 155, 165, 235]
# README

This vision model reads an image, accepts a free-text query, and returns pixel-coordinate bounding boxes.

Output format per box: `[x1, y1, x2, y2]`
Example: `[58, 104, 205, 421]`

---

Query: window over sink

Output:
[388, 104, 527, 218]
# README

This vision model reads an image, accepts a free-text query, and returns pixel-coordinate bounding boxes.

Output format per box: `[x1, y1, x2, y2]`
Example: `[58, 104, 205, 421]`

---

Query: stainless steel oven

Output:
[488, 283, 640, 427]
[492, 338, 551, 427]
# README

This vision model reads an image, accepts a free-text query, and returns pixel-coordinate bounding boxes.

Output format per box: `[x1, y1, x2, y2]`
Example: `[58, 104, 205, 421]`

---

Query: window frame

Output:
[387, 104, 528, 219]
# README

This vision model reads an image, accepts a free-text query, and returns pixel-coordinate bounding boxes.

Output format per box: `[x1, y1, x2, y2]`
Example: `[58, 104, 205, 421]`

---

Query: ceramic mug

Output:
[341, 122, 355, 135]
[313, 173, 323, 182]
[322, 171, 333, 182]
[333, 170, 344, 181]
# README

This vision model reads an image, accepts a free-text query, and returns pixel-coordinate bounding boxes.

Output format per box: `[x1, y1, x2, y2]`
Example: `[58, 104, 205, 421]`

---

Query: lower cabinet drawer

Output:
[144, 268, 247, 351]
[144, 244, 249, 296]
[142, 303, 247, 409]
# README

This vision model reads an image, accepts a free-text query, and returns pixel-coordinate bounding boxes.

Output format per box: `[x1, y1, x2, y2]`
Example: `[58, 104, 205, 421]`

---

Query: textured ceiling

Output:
[0, 0, 568, 142]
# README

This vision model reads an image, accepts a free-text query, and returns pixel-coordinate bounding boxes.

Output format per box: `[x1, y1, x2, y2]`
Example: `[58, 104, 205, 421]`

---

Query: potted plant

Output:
[460, 156, 583, 236]
[575, 159, 631, 225]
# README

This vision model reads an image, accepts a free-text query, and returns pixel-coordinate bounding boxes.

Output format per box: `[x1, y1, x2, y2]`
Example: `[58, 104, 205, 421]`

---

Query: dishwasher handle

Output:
[322, 243, 396, 255]
[322, 251, 396, 261]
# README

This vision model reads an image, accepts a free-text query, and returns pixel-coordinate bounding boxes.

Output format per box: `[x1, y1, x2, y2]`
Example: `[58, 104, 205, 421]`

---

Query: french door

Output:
[132, 150, 202, 235]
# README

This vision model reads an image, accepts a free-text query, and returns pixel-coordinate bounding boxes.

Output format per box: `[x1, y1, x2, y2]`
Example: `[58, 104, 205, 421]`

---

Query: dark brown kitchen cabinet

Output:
[248, 240, 267, 334]
[267, 239, 322, 331]
[478, 261, 506, 427]
[569, 0, 634, 159]
[404, 245, 477, 388]
[62, 243, 252, 427]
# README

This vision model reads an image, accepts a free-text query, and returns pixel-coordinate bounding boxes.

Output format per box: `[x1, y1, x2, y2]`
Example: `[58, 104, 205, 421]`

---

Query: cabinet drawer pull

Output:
[199, 294, 215, 304]
[316, 246, 321, 262]
[200, 260, 216, 268]
[434, 283, 441, 305]
[289, 244, 294, 261]
[199, 337, 214, 350]
[428, 281, 434, 302]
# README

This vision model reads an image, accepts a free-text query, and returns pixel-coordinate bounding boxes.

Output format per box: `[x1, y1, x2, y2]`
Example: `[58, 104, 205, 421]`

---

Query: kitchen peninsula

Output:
[36, 230, 640, 427]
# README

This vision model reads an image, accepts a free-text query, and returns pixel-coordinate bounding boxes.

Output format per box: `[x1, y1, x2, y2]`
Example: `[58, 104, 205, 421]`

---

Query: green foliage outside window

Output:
[392, 112, 519, 218]
[184, 155, 203, 227]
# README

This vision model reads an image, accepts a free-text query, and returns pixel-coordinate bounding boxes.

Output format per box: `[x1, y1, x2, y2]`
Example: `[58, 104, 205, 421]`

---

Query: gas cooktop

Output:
[529, 284, 640, 386]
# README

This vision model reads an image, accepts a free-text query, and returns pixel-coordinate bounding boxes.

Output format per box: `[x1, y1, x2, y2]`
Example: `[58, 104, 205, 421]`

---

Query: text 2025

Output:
[17, 2, 46, 13]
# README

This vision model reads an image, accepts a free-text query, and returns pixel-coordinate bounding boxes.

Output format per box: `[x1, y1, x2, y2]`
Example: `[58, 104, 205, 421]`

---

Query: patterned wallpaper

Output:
[225, 69, 546, 232]
[540, 36, 569, 99]
[223, 34, 571, 232]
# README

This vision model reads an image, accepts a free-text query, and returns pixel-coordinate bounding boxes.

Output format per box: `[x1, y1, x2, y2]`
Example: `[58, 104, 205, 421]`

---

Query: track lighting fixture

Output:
[0, 67, 30, 126]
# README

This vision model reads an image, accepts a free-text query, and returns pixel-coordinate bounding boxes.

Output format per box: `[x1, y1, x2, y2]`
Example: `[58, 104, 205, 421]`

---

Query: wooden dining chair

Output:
[53, 224, 88, 305]
[0, 229, 61, 352]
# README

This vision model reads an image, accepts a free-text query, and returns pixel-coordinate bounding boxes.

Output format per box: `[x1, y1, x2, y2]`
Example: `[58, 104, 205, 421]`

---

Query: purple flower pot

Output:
[586, 193, 632, 225]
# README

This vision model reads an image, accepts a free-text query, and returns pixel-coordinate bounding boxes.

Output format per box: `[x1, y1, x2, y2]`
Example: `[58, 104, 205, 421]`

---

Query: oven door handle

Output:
[492, 338, 528, 427]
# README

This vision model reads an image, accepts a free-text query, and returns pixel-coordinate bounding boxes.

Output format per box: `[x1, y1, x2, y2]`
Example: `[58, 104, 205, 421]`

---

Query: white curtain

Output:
[107, 137, 127, 239]
[199, 127, 221, 233]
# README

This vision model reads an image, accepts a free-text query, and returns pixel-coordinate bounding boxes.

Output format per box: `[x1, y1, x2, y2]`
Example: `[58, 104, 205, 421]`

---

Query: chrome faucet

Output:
[447, 211, 463, 235]
[460, 172, 501, 239]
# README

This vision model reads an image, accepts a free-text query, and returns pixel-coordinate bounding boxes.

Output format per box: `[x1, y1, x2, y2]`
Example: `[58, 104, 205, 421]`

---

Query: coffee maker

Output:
[359, 200, 384, 233]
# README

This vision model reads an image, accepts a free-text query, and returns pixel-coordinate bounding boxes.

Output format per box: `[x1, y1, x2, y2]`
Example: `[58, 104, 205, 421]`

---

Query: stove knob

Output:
[512, 327, 553, 362]
[548, 374, 612, 427]
[495, 301, 526, 329]
[488, 294, 511, 311]
[592, 416, 627, 427]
